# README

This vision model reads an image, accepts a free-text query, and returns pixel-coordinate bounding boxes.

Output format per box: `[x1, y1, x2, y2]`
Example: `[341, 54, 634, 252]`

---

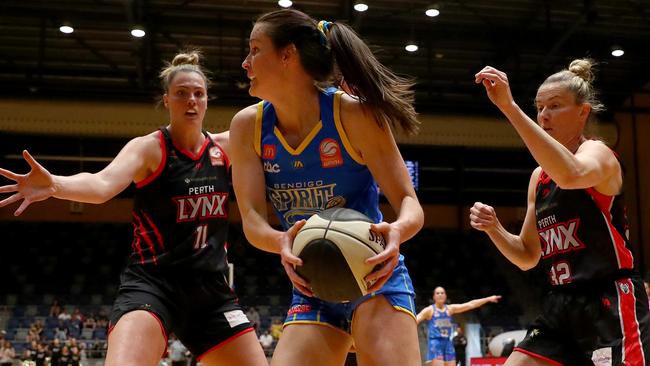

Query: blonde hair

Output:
[159, 50, 210, 92]
[540, 58, 605, 122]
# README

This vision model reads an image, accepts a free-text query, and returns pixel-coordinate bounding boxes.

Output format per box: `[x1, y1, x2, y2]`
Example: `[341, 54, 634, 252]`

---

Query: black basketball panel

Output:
[296, 238, 363, 302]
[316, 207, 373, 223]
[292, 227, 328, 256]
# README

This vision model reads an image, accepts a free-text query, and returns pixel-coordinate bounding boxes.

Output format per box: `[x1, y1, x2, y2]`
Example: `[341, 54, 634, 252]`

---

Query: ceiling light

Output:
[405, 43, 419, 52]
[611, 46, 624, 57]
[278, 0, 292, 7]
[354, 2, 369, 12]
[131, 26, 146, 38]
[425, 7, 440, 17]
[59, 24, 74, 34]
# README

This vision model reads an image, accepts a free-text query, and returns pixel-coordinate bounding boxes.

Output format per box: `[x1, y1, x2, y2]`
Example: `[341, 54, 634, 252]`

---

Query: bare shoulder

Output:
[128, 131, 161, 155]
[339, 92, 374, 129]
[208, 131, 230, 156]
[230, 104, 259, 133]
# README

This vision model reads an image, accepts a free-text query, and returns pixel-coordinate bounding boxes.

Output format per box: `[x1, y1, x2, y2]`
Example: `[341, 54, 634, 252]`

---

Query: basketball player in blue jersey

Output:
[470, 59, 650, 365]
[416, 287, 501, 366]
[0, 51, 267, 366]
[229, 9, 424, 366]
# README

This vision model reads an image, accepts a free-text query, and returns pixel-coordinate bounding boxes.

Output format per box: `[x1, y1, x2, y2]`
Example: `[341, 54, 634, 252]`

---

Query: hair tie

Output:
[317, 20, 332, 45]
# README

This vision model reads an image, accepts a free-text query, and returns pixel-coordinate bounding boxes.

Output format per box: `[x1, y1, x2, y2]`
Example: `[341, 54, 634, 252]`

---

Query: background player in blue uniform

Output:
[416, 286, 501, 366]
[0, 51, 267, 366]
[230, 9, 424, 366]
[470, 59, 650, 365]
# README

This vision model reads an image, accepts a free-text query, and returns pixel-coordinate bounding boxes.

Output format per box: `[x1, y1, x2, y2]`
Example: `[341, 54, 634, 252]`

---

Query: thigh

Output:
[351, 296, 420, 366]
[271, 324, 353, 366]
[199, 330, 268, 366]
[105, 310, 166, 366]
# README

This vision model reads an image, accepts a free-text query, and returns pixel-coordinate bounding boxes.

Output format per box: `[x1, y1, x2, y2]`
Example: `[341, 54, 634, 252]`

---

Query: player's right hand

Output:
[0, 150, 55, 216]
[279, 220, 314, 297]
[469, 202, 499, 232]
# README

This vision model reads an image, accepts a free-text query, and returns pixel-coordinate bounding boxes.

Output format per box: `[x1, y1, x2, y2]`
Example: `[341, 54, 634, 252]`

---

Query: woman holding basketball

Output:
[229, 9, 424, 366]
[470, 59, 650, 365]
[0, 51, 267, 366]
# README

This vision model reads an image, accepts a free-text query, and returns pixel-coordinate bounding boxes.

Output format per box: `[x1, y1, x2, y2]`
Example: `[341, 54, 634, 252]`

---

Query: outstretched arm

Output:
[470, 168, 542, 270]
[0, 134, 157, 215]
[415, 305, 433, 325]
[448, 295, 502, 315]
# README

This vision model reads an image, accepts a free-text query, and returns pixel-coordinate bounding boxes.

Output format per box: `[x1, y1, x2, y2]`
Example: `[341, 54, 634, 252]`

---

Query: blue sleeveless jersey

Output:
[255, 88, 382, 228]
[429, 305, 454, 339]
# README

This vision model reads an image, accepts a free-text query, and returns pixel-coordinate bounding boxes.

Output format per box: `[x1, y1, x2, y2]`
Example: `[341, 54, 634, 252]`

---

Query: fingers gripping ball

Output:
[292, 208, 386, 303]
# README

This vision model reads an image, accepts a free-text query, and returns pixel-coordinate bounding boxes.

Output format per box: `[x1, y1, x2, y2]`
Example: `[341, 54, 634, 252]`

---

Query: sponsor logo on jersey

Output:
[209, 146, 225, 166]
[223, 310, 249, 328]
[618, 282, 630, 294]
[292, 160, 304, 169]
[264, 161, 281, 173]
[538, 218, 586, 259]
[173, 192, 229, 221]
[287, 304, 312, 315]
[263, 144, 277, 159]
[319, 138, 343, 168]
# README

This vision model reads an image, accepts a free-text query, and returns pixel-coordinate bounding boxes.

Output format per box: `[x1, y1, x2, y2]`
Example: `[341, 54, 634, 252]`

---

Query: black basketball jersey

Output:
[535, 169, 635, 286]
[129, 128, 230, 273]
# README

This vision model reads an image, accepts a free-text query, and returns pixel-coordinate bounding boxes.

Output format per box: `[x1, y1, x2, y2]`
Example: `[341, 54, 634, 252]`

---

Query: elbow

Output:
[517, 255, 540, 271]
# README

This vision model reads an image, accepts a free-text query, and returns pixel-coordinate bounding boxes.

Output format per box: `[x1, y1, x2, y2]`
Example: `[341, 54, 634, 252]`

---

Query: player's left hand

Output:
[489, 295, 502, 303]
[364, 221, 401, 293]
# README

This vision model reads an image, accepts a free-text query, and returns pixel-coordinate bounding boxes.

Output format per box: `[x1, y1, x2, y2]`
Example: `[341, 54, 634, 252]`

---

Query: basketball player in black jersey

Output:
[470, 59, 650, 365]
[0, 51, 267, 366]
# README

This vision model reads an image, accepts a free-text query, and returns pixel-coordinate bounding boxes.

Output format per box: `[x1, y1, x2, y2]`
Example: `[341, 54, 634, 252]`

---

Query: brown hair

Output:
[540, 58, 605, 123]
[256, 9, 419, 134]
[159, 50, 210, 92]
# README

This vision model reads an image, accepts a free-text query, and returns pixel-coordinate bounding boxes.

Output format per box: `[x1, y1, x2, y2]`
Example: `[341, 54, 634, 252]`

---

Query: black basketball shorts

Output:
[109, 264, 253, 358]
[515, 276, 650, 366]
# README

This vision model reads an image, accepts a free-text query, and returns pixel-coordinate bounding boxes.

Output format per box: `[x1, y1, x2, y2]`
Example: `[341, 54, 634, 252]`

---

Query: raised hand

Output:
[475, 66, 515, 111]
[0, 150, 56, 216]
[469, 202, 500, 233]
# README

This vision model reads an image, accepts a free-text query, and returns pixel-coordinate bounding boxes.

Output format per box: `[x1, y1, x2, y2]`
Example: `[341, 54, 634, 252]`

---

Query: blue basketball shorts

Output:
[427, 338, 456, 362]
[283, 255, 416, 333]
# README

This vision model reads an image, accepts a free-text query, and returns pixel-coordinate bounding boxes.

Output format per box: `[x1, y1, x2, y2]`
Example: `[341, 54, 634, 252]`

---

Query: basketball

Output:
[291, 207, 386, 303]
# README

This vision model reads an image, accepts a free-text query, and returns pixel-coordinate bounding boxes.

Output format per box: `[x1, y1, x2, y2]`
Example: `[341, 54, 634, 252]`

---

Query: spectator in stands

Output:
[31, 343, 47, 366]
[69, 345, 81, 366]
[49, 300, 62, 318]
[71, 308, 84, 323]
[0, 340, 16, 366]
[82, 314, 96, 330]
[54, 323, 67, 341]
[269, 318, 283, 341]
[246, 307, 261, 331]
[168, 335, 188, 366]
[259, 329, 274, 354]
[452, 326, 467, 366]
[58, 345, 70, 366]
[0, 50, 267, 366]
[58, 308, 71, 323]
[49, 338, 62, 365]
